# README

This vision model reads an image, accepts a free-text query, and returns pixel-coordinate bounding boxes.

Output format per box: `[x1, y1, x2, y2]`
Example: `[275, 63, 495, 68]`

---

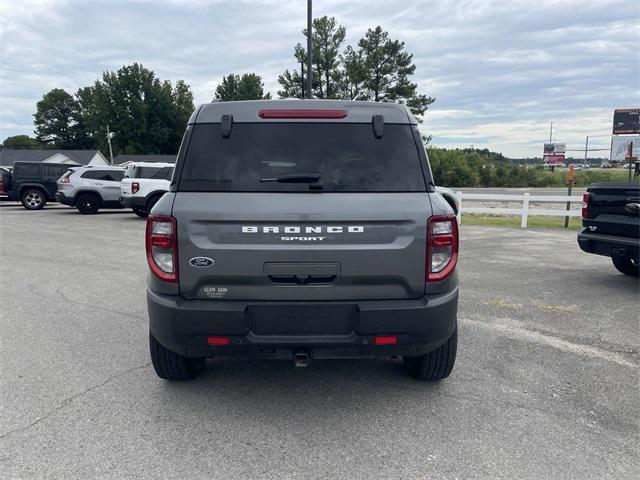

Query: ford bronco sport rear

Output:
[147, 100, 459, 381]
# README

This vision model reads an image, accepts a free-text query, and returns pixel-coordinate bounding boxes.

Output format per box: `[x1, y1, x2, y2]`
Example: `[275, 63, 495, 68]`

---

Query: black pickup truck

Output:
[578, 182, 640, 277]
[2, 161, 73, 210]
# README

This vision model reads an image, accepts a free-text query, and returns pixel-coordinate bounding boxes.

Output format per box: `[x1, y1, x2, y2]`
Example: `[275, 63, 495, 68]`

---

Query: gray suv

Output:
[56, 166, 125, 214]
[147, 100, 459, 381]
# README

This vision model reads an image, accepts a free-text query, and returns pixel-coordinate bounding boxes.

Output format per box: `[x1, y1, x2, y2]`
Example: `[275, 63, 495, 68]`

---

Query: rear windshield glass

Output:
[129, 166, 173, 179]
[178, 123, 426, 192]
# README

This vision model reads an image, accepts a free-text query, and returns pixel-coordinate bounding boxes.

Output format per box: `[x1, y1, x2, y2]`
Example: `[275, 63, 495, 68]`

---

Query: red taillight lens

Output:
[582, 192, 590, 219]
[207, 336, 230, 346]
[61, 177, 70, 184]
[132, 182, 140, 194]
[146, 215, 178, 282]
[374, 335, 397, 345]
[427, 215, 459, 282]
[258, 109, 348, 119]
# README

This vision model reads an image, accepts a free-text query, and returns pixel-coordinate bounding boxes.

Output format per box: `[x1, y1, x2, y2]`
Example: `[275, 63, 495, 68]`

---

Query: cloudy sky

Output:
[1, 0, 638, 157]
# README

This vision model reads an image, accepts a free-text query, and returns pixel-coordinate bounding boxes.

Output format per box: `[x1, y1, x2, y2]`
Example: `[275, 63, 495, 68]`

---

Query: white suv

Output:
[120, 162, 174, 217]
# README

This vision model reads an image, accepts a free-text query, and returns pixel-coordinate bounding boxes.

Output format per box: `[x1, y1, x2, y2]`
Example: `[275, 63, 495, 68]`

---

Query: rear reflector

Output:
[374, 335, 397, 345]
[258, 109, 347, 119]
[207, 336, 230, 346]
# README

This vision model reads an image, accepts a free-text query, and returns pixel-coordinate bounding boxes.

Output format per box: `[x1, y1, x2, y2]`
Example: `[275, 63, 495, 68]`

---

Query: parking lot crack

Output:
[461, 317, 639, 369]
[0, 362, 151, 440]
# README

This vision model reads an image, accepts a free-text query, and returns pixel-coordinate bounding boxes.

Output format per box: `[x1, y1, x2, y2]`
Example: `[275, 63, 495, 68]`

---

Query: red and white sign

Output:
[543, 154, 565, 165]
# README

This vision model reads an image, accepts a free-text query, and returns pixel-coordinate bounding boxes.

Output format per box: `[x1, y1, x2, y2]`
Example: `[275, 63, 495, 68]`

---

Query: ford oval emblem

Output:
[189, 257, 214, 268]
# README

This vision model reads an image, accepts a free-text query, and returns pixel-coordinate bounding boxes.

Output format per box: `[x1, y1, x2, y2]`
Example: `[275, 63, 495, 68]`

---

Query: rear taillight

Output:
[582, 192, 590, 219]
[427, 215, 458, 282]
[146, 215, 178, 282]
[61, 177, 70, 184]
[132, 182, 140, 194]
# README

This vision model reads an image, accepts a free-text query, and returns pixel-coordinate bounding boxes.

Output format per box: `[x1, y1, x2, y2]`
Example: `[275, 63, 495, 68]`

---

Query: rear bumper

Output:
[578, 229, 640, 261]
[148, 288, 458, 359]
[120, 195, 146, 209]
[55, 192, 74, 206]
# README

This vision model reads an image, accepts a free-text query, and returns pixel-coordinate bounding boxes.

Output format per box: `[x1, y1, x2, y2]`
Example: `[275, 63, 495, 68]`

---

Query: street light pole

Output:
[106, 125, 114, 165]
[306, 0, 312, 99]
[549, 122, 553, 143]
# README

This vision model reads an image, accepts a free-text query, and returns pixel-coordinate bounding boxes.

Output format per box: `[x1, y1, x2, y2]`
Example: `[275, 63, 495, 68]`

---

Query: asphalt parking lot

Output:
[1, 203, 638, 480]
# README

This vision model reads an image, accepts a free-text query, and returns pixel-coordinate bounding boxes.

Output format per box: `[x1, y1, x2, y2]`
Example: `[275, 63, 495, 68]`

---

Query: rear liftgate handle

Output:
[264, 263, 340, 285]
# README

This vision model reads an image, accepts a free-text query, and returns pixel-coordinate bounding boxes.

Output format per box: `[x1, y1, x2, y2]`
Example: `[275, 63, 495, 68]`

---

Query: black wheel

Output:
[76, 193, 100, 214]
[133, 208, 148, 218]
[146, 194, 162, 214]
[21, 189, 46, 210]
[612, 256, 639, 277]
[403, 327, 457, 380]
[149, 331, 204, 381]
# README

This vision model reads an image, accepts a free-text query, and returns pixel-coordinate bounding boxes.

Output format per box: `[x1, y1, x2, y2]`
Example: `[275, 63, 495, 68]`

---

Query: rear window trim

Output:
[175, 121, 429, 193]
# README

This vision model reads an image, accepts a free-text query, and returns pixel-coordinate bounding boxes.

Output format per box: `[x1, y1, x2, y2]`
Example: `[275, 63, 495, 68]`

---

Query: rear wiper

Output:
[260, 173, 321, 183]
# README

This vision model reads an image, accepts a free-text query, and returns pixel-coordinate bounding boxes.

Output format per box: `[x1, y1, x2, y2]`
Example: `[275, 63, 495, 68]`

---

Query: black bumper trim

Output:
[148, 289, 459, 359]
[55, 192, 74, 206]
[578, 229, 640, 260]
[120, 195, 147, 209]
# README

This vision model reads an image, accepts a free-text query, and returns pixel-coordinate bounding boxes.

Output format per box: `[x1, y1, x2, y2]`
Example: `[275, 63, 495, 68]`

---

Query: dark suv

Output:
[4, 162, 72, 210]
[146, 100, 459, 381]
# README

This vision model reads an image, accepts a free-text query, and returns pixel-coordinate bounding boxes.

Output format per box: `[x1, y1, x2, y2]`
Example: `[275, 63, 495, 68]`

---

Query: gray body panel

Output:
[171, 192, 435, 301]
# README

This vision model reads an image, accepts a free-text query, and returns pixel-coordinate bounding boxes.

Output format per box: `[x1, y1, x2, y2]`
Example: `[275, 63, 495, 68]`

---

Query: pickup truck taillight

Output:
[426, 215, 458, 282]
[146, 215, 178, 282]
[132, 182, 140, 194]
[582, 192, 590, 219]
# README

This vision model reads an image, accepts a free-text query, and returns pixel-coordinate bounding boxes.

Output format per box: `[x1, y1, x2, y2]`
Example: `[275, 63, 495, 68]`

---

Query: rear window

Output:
[129, 166, 174, 179]
[14, 163, 40, 177]
[178, 123, 426, 192]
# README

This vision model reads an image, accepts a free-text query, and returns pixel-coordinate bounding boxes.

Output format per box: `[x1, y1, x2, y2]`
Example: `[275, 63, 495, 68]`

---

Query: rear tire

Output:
[133, 208, 148, 218]
[403, 327, 457, 380]
[612, 256, 639, 277]
[21, 189, 46, 210]
[76, 193, 100, 214]
[149, 332, 204, 381]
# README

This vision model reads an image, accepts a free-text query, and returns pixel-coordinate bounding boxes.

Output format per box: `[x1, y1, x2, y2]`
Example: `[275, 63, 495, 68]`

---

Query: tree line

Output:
[427, 148, 625, 188]
[2, 17, 433, 156]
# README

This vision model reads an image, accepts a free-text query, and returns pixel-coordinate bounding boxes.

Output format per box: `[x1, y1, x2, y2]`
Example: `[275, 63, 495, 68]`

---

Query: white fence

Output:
[455, 192, 583, 228]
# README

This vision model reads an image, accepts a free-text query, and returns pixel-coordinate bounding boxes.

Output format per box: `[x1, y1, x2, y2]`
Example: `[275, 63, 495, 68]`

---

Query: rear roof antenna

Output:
[221, 114, 233, 138]
[372, 114, 384, 138]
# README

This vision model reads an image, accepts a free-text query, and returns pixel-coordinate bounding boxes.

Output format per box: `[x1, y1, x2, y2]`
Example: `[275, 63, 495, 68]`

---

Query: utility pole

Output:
[549, 122, 553, 143]
[584, 136, 589, 163]
[106, 125, 114, 165]
[306, 0, 313, 99]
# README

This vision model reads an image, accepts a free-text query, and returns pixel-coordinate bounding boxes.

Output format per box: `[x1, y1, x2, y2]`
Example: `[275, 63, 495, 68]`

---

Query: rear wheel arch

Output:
[18, 183, 48, 199]
[146, 191, 166, 213]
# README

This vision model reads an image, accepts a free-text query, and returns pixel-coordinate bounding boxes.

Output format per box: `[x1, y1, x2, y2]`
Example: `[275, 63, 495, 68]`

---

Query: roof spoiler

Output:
[372, 114, 384, 138]
[221, 114, 233, 138]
